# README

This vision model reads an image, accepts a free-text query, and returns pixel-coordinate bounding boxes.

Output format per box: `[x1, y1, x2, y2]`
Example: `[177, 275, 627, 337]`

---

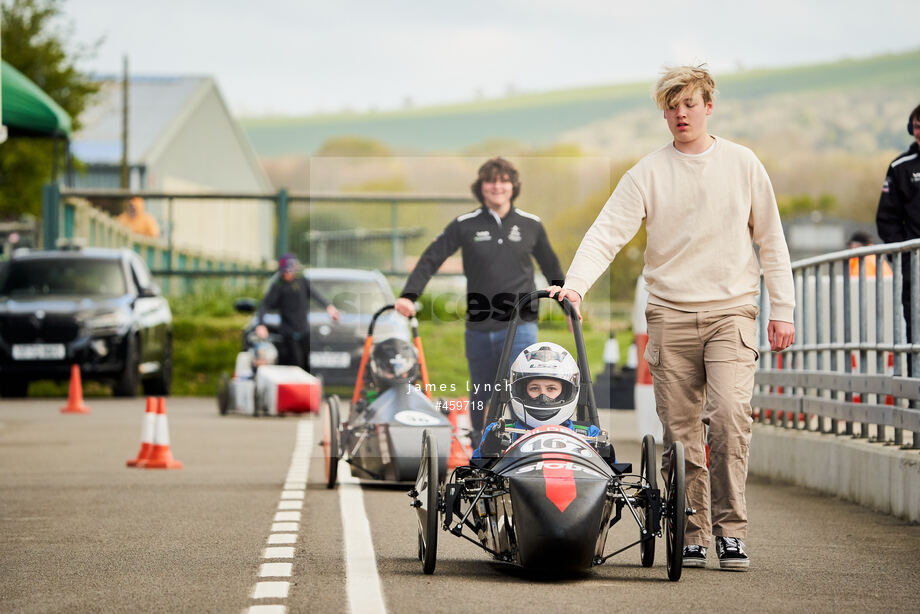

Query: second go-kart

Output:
[321, 305, 451, 487]
[410, 290, 692, 580]
[217, 334, 322, 417]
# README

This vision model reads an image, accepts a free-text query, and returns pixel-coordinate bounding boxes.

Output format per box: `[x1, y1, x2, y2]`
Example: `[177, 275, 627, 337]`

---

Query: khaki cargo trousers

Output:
[644, 303, 760, 546]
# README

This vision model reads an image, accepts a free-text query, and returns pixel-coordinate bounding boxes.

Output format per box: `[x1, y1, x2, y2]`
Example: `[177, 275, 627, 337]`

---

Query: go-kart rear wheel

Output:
[664, 441, 686, 582]
[415, 429, 439, 575]
[322, 395, 341, 489]
[217, 373, 230, 415]
[639, 434, 657, 568]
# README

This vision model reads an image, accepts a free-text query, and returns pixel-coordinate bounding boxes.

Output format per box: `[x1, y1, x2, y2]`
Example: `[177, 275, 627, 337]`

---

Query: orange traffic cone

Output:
[447, 399, 474, 470]
[127, 398, 158, 467]
[139, 397, 183, 470]
[60, 364, 91, 414]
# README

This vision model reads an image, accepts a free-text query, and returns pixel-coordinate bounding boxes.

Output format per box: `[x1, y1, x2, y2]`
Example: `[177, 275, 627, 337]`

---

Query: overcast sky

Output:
[65, 0, 918, 117]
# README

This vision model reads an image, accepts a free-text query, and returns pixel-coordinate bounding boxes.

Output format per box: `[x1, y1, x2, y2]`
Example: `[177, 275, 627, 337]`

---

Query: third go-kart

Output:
[409, 290, 692, 580]
[321, 305, 451, 487]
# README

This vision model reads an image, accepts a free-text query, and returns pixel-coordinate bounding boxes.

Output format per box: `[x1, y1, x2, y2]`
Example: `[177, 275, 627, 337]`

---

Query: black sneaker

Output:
[682, 545, 707, 568]
[716, 536, 750, 570]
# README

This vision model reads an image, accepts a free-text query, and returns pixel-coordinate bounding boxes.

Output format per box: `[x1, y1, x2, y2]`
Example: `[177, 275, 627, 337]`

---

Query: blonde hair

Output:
[653, 65, 717, 110]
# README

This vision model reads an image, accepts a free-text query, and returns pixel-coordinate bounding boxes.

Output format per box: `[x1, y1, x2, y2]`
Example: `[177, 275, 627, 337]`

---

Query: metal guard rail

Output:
[753, 237, 920, 449]
[51, 187, 476, 276]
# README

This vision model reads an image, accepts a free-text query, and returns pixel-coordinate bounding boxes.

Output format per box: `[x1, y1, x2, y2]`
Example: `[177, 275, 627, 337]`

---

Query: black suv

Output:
[0, 247, 172, 397]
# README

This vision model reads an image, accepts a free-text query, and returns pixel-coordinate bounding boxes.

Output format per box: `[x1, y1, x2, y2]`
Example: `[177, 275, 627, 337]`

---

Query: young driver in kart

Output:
[473, 342, 601, 458]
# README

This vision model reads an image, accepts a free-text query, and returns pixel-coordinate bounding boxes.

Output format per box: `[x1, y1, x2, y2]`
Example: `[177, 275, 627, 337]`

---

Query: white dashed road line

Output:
[339, 471, 387, 614]
[247, 419, 312, 614]
[260, 563, 292, 577]
[246, 416, 386, 614]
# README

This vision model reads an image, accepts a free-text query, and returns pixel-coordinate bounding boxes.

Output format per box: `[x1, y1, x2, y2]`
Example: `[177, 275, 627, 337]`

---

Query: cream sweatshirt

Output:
[563, 137, 795, 322]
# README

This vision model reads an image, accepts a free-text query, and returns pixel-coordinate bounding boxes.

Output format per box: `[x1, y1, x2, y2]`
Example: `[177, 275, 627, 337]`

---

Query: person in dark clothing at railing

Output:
[876, 102, 920, 375]
[255, 253, 340, 372]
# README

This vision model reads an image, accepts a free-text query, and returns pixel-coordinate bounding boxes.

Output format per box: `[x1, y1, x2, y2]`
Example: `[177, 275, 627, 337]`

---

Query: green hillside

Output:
[241, 49, 920, 156]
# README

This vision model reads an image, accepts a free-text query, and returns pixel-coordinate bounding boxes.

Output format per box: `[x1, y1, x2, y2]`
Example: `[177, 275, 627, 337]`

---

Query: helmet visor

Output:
[512, 376, 577, 415]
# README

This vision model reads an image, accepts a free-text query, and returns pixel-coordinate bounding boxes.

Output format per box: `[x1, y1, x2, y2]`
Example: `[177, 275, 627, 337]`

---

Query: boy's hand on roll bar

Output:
[546, 286, 583, 321]
[394, 297, 417, 318]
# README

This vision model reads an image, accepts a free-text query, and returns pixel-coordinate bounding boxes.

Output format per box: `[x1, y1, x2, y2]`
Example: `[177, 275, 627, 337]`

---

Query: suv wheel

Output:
[217, 373, 230, 415]
[113, 335, 140, 397]
[142, 336, 172, 396]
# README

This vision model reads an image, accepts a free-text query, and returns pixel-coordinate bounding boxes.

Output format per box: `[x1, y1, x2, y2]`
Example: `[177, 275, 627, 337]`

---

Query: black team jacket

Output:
[400, 205, 565, 332]
[877, 142, 920, 245]
[258, 277, 331, 336]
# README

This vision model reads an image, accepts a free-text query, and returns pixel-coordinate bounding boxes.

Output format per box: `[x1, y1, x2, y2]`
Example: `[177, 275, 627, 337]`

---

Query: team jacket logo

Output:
[881, 179, 890, 193]
[508, 225, 522, 242]
[912, 172, 920, 184]
[474, 230, 491, 242]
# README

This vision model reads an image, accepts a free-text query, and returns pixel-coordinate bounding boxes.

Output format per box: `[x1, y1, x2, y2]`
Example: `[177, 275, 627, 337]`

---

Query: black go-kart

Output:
[321, 305, 451, 487]
[409, 290, 692, 580]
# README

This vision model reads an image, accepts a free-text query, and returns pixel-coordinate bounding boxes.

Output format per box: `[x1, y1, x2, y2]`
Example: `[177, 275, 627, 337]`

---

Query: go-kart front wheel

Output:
[415, 429, 439, 575]
[322, 395, 341, 489]
[639, 434, 657, 568]
[664, 441, 686, 581]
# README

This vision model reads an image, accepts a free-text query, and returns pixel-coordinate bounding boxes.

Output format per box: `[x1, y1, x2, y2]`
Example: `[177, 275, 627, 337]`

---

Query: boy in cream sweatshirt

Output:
[550, 66, 795, 571]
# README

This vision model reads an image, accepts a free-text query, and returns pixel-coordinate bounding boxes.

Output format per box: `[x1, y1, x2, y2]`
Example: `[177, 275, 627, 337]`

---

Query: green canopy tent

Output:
[1, 59, 72, 137]
[1, 59, 74, 183]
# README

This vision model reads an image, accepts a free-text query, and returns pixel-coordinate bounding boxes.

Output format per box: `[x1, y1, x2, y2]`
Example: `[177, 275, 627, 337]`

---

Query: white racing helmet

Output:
[369, 337, 420, 389]
[509, 342, 580, 427]
[252, 340, 278, 365]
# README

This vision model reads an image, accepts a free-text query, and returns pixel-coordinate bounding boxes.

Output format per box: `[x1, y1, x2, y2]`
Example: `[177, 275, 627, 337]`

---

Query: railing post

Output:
[63, 202, 75, 239]
[856, 256, 868, 438]
[167, 197, 174, 267]
[758, 277, 768, 425]
[813, 264, 823, 433]
[160, 250, 171, 296]
[843, 258, 853, 436]
[390, 200, 400, 273]
[875, 256, 885, 442]
[911, 249, 919, 450]
[892, 251, 904, 447]
[41, 182, 61, 249]
[276, 189, 289, 259]
[317, 237, 327, 268]
[828, 259, 839, 434]
[799, 267, 809, 430]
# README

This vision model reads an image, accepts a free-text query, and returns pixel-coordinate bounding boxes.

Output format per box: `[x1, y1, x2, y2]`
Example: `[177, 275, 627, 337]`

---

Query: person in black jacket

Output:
[395, 158, 565, 441]
[255, 254, 340, 372]
[876, 103, 920, 369]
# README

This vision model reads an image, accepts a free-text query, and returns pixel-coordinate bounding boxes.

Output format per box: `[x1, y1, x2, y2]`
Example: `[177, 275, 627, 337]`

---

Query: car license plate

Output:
[12, 343, 66, 360]
[310, 351, 350, 368]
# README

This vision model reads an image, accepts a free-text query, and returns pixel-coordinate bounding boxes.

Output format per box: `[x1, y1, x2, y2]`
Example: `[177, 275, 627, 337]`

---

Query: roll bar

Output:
[485, 290, 599, 426]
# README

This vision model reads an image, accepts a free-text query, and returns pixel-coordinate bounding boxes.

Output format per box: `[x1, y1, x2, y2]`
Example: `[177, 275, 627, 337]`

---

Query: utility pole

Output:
[120, 55, 129, 189]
